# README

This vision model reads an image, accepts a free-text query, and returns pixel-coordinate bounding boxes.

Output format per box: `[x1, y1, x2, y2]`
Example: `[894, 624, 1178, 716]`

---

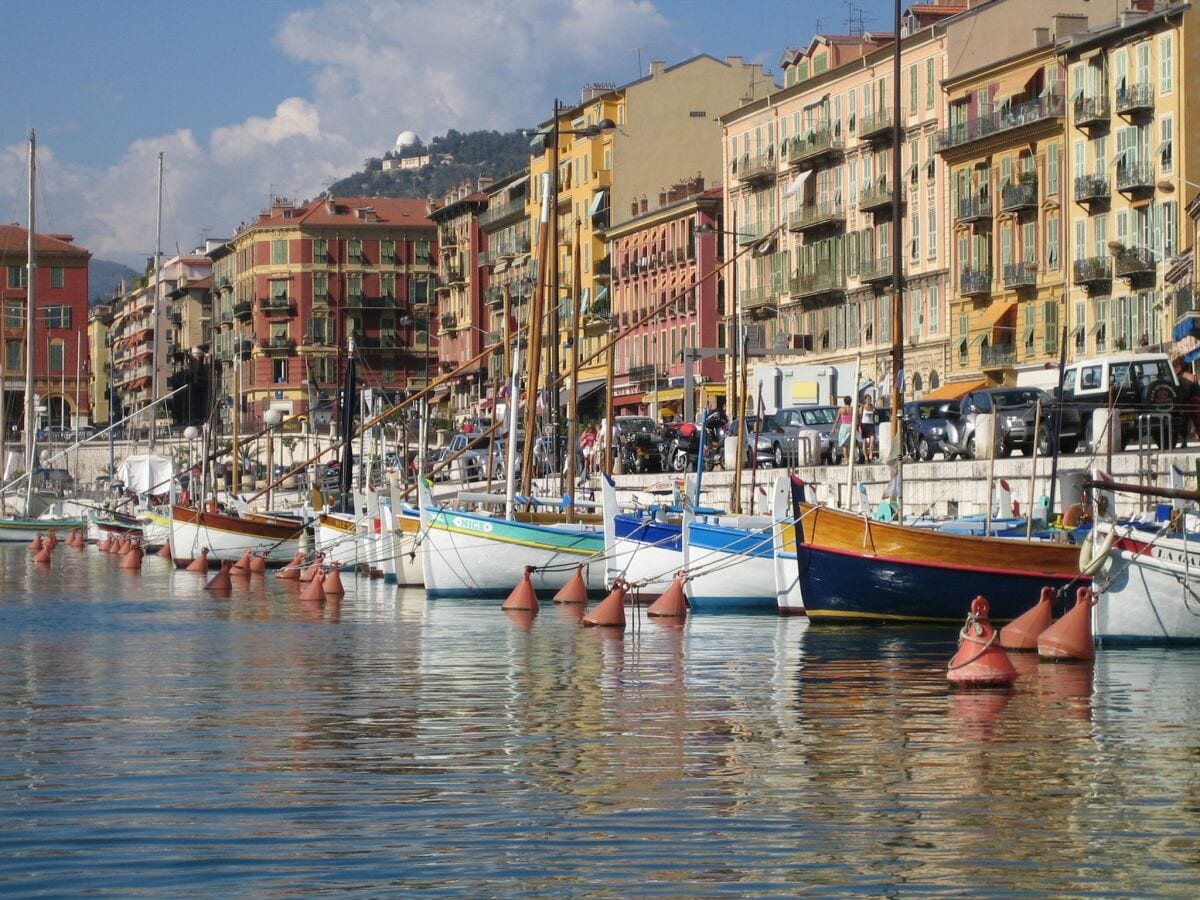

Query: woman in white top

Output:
[859, 396, 877, 461]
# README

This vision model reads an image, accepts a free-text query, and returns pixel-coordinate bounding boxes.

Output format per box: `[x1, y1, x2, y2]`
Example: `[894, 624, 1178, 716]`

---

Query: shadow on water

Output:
[0, 545, 1198, 895]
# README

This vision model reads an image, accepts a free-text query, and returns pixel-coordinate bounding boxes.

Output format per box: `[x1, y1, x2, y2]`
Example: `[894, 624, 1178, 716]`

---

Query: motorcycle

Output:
[663, 422, 726, 473]
[618, 431, 663, 473]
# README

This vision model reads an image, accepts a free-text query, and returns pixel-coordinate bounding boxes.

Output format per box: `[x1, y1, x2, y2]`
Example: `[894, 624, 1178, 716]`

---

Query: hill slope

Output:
[89, 258, 138, 306]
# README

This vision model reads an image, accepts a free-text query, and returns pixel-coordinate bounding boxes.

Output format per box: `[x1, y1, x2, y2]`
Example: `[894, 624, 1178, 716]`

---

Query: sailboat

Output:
[0, 130, 85, 540]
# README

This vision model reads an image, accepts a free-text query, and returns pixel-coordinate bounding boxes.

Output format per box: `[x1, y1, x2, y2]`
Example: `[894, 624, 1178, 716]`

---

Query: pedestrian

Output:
[1175, 358, 1200, 445]
[860, 395, 877, 461]
[580, 424, 597, 478]
[462, 419, 474, 435]
[835, 395, 854, 463]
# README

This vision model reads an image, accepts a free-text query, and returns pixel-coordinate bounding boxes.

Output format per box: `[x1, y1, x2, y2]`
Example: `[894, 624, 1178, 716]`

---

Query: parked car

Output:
[901, 399, 960, 461]
[947, 387, 1082, 458]
[614, 416, 664, 473]
[773, 405, 839, 463]
[728, 415, 781, 468]
[1060, 352, 1184, 450]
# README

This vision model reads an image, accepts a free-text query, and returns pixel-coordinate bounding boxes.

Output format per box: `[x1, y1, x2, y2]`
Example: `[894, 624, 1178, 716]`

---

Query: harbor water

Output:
[1, 544, 1198, 895]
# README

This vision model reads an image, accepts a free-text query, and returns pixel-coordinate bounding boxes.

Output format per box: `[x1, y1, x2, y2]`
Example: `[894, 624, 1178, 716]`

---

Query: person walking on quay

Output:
[1175, 357, 1200, 446]
[579, 423, 597, 479]
[835, 396, 854, 464]
[859, 395, 877, 462]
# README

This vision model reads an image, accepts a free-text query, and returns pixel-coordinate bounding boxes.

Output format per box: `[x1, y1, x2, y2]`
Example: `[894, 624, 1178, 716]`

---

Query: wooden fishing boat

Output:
[777, 475, 1084, 623]
[0, 516, 86, 543]
[418, 479, 603, 598]
[168, 503, 305, 566]
[87, 508, 143, 543]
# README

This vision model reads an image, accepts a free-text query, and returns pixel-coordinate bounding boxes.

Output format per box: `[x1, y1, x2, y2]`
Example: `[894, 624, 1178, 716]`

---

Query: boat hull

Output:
[1093, 526, 1200, 644]
[168, 505, 304, 565]
[0, 517, 85, 543]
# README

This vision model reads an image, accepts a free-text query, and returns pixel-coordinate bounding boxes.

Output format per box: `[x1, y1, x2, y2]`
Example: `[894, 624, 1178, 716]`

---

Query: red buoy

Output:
[96, 534, 111, 553]
[249, 552, 267, 574]
[186, 548, 210, 573]
[276, 551, 305, 580]
[157, 542, 173, 559]
[28, 533, 43, 552]
[205, 559, 235, 592]
[583, 579, 627, 628]
[552, 564, 589, 604]
[32, 544, 53, 564]
[231, 548, 253, 573]
[1038, 586, 1097, 661]
[299, 553, 324, 583]
[501, 566, 540, 612]
[323, 563, 346, 597]
[119, 543, 143, 571]
[647, 572, 690, 618]
[299, 569, 326, 602]
[947, 596, 1017, 687]
[1000, 587, 1056, 651]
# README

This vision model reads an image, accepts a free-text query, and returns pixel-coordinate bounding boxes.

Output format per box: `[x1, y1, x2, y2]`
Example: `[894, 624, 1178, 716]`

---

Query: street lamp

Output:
[538, 102, 615, 491]
[263, 407, 284, 510]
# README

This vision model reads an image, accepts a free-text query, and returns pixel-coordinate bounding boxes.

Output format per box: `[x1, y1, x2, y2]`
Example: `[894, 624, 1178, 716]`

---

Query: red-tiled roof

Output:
[248, 196, 435, 231]
[0, 224, 89, 257]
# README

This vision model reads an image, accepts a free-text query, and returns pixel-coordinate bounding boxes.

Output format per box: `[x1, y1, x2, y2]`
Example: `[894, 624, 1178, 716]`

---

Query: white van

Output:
[1060, 352, 1182, 449]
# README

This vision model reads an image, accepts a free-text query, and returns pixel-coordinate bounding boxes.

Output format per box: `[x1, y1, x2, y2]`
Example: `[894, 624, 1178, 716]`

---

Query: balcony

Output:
[1073, 256, 1112, 289]
[1115, 161, 1155, 194]
[1114, 246, 1157, 280]
[789, 267, 846, 305]
[858, 108, 897, 142]
[628, 364, 663, 384]
[736, 221, 774, 246]
[169, 311, 182, 327]
[478, 250, 496, 268]
[259, 297, 295, 318]
[485, 286, 504, 308]
[258, 336, 295, 355]
[1115, 82, 1154, 116]
[233, 300, 252, 320]
[1003, 262, 1038, 289]
[981, 343, 1016, 369]
[859, 179, 896, 215]
[787, 202, 846, 235]
[734, 153, 776, 185]
[787, 127, 844, 168]
[1074, 174, 1110, 205]
[741, 286, 777, 317]
[1073, 95, 1110, 129]
[956, 196, 992, 225]
[303, 328, 334, 346]
[439, 312, 458, 331]
[936, 94, 1064, 154]
[1000, 178, 1038, 212]
[960, 267, 993, 297]
[859, 257, 896, 285]
[479, 199, 526, 228]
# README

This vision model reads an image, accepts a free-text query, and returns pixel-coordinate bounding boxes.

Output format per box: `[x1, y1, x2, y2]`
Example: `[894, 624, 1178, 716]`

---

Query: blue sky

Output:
[1, 0, 894, 266]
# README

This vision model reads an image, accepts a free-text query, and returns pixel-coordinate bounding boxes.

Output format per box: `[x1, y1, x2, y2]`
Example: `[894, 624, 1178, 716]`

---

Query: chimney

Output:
[649, 60, 666, 78]
[1032, 26, 1049, 47]
[639, 195, 649, 214]
[658, 190, 668, 207]
[477, 174, 494, 191]
[325, 195, 336, 214]
[631, 200, 640, 217]
[1052, 13, 1087, 41]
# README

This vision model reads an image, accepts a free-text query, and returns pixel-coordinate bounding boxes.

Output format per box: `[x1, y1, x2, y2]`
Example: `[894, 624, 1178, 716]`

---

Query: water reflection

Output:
[0, 546, 1197, 894]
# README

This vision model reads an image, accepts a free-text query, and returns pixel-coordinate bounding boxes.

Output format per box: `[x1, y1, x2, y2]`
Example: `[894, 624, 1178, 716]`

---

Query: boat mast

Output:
[150, 151, 163, 451]
[24, 130, 37, 514]
[889, 0, 905, 516]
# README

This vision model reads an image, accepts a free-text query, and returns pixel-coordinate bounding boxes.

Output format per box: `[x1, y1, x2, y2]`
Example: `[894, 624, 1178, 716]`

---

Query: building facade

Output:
[0, 225, 91, 434]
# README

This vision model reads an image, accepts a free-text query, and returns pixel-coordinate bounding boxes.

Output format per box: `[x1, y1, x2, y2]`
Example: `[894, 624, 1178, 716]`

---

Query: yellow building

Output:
[88, 305, 113, 426]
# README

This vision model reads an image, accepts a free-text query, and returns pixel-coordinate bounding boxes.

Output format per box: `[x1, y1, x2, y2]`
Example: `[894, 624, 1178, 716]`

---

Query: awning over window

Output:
[589, 190, 607, 218]
[920, 378, 987, 401]
[979, 301, 1017, 331]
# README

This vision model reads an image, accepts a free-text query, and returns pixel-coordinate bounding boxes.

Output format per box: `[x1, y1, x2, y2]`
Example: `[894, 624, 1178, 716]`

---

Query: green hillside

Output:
[330, 128, 534, 199]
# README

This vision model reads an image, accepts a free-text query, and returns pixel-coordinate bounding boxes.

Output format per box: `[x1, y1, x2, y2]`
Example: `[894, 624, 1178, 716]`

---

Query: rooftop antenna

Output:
[843, 0, 869, 36]
[632, 47, 643, 78]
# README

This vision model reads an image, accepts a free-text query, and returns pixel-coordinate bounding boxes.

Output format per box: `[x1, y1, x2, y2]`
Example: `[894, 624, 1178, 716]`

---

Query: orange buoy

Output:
[28, 533, 43, 552]
[46, 531, 58, 549]
[117, 537, 131, 555]
[552, 564, 589, 604]
[583, 579, 628, 628]
[231, 548, 253, 572]
[647, 572, 690, 618]
[32, 544, 53, 564]
[947, 595, 1017, 687]
[323, 563, 346, 597]
[96, 534, 111, 552]
[186, 547, 211, 573]
[299, 553, 324, 583]
[205, 559, 235, 592]
[299, 569, 326, 602]
[1038, 586, 1097, 661]
[249, 552, 267, 574]
[501, 566, 540, 612]
[276, 551, 305, 580]
[156, 542, 173, 559]
[1000, 586, 1056, 651]
[119, 543, 143, 571]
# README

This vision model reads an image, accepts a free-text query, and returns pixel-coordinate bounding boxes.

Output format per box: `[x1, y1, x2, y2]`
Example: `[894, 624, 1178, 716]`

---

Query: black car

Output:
[947, 387, 1082, 458]
[901, 399, 960, 461]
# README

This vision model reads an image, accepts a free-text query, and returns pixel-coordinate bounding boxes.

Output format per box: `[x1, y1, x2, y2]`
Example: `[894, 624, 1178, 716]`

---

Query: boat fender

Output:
[1078, 527, 1115, 577]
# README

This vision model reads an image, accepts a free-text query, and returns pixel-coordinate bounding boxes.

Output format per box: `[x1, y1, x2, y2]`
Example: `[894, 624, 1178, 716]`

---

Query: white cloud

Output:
[6, 0, 682, 266]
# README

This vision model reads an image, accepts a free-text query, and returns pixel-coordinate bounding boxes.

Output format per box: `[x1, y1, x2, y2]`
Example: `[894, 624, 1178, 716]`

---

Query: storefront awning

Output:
[644, 386, 685, 404]
[920, 378, 987, 401]
[979, 301, 1016, 331]
[559, 377, 606, 407]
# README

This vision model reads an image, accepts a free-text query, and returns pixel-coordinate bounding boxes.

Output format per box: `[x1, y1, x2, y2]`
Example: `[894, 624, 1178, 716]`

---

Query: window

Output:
[349, 239, 363, 263]
[910, 209, 919, 261]
[348, 273, 363, 299]
[270, 279, 289, 301]
[312, 238, 328, 263]
[271, 239, 288, 265]
[911, 289, 922, 338]
[927, 205, 936, 260]
[1159, 115, 1173, 174]
[1047, 142, 1058, 195]
[381, 273, 396, 298]
[909, 63, 918, 115]
[44, 305, 71, 328]
[5, 341, 21, 372]
[274, 359, 289, 384]
[381, 239, 395, 264]
[4, 302, 22, 329]
[1043, 301, 1059, 354]
[929, 285, 939, 334]
[7, 266, 26, 289]
[1163, 201, 1177, 258]
[313, 272, 328, 301]
[49, 340, 64, 373]
[1046, 217, 1060, 270]
[269, 322, 289, 344]
[926, 58, 935, 109]
[308, 316, 333, 345]
[1160, 34, 1173, 94]
[415, 240, 431, 265]
[1074, 220, 1086, 262]
[50, 267, 64, 289]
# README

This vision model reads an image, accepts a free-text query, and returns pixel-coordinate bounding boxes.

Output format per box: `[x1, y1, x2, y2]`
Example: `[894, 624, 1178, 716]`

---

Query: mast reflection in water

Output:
[0, 544, 1197, 895]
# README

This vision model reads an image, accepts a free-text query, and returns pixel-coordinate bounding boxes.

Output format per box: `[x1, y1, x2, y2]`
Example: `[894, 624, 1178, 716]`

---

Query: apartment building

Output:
[429, 182, 489, 419]
[478, 171, 533, 409]
[226, 196, 437, 430]
[0, 224, 90, 433]
[1057, 2, 1197, 363]
[607, 182, 725, 418]
[722, 14, 953, 408]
